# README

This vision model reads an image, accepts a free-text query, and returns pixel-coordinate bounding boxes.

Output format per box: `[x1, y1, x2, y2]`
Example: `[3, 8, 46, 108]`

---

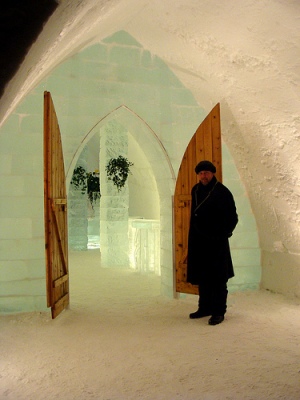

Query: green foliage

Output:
[70, 166, 87, 194]
[105, 156, 134, 192]
[87, 172, 101, 207]
[70, 156, 132, 203]
[70, 167, 101, 207]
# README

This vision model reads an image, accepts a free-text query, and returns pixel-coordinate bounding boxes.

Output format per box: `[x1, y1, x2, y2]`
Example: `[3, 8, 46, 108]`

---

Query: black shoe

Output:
[208, 315, 224, 325]
[189, 310, 211, 319]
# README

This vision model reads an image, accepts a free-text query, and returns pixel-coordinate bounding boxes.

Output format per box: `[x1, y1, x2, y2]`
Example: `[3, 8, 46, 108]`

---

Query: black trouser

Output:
[198, 278, 228, 316]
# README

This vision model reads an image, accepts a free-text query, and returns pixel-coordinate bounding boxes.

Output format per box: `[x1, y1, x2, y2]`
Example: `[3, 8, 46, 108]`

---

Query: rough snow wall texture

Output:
[0, 31, 260, 313]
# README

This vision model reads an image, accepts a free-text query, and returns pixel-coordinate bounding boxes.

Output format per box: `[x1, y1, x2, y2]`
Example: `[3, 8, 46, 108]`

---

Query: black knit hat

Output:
[195, 160, 216, 174]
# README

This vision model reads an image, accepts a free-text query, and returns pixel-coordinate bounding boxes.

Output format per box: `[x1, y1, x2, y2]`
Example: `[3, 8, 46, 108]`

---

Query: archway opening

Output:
[67, 106, 175, 296]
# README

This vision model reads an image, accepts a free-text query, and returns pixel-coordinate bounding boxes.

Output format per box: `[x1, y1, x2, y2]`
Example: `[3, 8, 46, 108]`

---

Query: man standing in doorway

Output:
[187, 160, 238, 325]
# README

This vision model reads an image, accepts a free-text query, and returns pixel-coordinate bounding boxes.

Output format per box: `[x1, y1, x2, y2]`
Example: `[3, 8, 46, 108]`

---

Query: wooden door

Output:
[44, 91, 69, 319]
[174, 103, 222, 294]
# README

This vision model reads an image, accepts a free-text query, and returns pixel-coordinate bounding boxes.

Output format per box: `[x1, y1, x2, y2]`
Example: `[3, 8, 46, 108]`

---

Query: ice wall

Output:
[0, 112, 47, 313]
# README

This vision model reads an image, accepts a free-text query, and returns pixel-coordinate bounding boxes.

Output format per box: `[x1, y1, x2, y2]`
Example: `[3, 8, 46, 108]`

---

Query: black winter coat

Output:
[187, 176, 238, 284]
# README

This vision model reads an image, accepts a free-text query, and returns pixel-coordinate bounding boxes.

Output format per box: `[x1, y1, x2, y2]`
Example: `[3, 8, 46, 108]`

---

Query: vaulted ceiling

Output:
[0, 0, 58, 97]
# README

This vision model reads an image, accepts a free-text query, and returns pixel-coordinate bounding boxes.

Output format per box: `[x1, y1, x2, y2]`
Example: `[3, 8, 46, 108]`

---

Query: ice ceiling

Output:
[1, 0, 300, 295]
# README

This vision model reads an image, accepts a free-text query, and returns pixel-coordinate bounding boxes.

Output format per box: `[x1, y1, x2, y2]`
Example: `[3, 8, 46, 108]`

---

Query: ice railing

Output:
[128, 218, 160, 275]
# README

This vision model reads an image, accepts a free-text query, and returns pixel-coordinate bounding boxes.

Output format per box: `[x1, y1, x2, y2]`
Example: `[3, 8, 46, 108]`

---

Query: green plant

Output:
[70, 167, 101, 207]
[70, 166, 87, 194]
[87, 171, 101, 207]
[105, 155, 133, 192]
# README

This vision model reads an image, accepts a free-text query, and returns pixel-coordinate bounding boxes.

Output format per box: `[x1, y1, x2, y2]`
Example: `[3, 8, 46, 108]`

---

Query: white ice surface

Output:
[1, 250, 299, 400]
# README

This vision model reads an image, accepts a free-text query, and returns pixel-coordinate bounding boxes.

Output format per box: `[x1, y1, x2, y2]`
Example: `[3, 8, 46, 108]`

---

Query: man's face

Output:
[197, 170, 214, 185]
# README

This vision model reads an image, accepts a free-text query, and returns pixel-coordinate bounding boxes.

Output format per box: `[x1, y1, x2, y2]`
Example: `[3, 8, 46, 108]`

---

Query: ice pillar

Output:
[99, 121, 130, 267]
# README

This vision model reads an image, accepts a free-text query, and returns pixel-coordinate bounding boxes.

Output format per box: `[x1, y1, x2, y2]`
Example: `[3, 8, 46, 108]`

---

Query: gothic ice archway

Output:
[0, 30, 261, 314]
[67, 105, 176, 297]
[67, 105, 175, 184]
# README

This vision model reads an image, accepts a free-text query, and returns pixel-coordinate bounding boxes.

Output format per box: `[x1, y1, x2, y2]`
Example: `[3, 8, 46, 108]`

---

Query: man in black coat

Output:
[187, 160, 238, 325]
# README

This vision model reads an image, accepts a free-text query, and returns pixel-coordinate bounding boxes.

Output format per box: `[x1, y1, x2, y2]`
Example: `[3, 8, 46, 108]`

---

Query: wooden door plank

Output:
[53, 274, 69, 288]
[174, 103, 222, 295]
[52, 294, 70, 319]
[51, 202, 68, 275]
[44, 91, 70, 318]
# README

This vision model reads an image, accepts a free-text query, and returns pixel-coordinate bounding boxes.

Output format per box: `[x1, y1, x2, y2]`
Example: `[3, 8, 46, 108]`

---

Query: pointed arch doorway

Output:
[174, 103, 222, 295]
[44, 94, 221, 315]
[67, 105, 175, 295]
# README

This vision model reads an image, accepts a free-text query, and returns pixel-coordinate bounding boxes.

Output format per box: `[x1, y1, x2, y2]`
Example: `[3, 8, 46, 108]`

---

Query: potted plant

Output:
[87, 170, 101, 207]
[70, 166, 87, 194]
[70, 166, 101, 207]
[105, 155, 133, 192]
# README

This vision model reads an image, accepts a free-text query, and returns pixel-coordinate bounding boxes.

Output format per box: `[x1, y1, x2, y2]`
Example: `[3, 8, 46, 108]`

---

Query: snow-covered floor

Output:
[1, 250, 300, 400]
